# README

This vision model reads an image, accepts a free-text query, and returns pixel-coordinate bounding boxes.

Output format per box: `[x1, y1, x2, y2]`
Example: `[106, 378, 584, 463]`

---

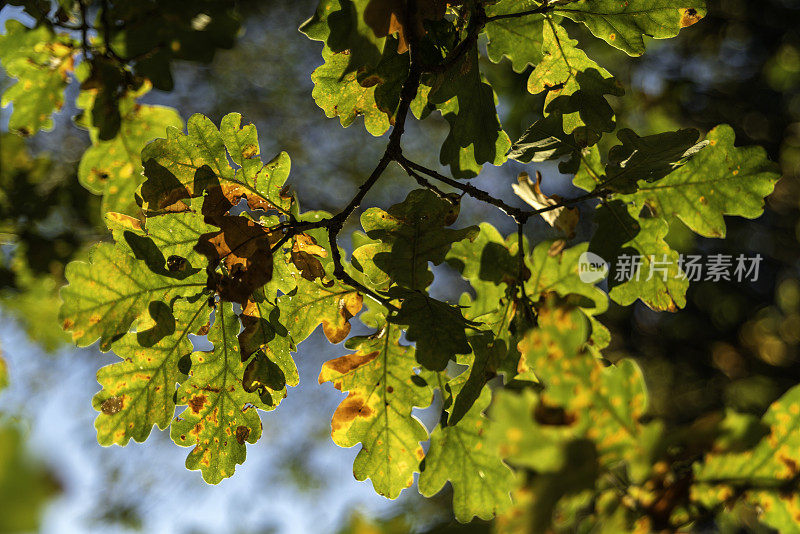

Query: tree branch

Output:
[398, 156, 610, 222]
[485, 1, 555, 22]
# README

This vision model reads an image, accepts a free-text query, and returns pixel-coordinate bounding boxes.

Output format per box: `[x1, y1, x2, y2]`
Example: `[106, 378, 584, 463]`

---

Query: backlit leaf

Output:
[527, 17, 623, 134]
[0, 20, 76, 136]
[620, 125, 781, 237]
[60, 210, 213, 350]
[92, 298, 210, 446]
[319, 320, 432, 498]
[170, 302, 276, 484]
[140, 113, 291, 215]
[77, 84, 183, 216]
[554, 0, 707, 56]
[419, 374, 515, 522]
[353, 189, 477, 291]
[389, 287, 475, 371]
[590, 200, 687, 311]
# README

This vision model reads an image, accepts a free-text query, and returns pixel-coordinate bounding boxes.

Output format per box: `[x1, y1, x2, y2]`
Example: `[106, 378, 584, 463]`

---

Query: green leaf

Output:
[277, 276, 363, 345]
[446, 223, 534, 386]
[300, 0, 385, 74]
[92, 298, 210, 446]
[528, 17, 623, 134]
[508, 113, 600, 168]
[78, 84, 183, 216]
[620, 125, 781, 237]
[0, 20, 76, 136]
[485, 2, 545, 72]
[526, 240, 609, 316]
[310, 46, 392, 136]
[319, 321, 432, 498]
[389, 287, 475, 371]
[602, 127, 707, 194]
[170, 302, 276, 484]
[419, 375, 515, 522]
[239, 290, 299, 395]
[140, 113, 291, 215]
[510, 301, 661, 480]
[554, 1, 707, 56]
[426, 47, 511, 178]
[590, 200, 688, 311]
[59, 209, 213, 350]
[353, 189, 478, 291]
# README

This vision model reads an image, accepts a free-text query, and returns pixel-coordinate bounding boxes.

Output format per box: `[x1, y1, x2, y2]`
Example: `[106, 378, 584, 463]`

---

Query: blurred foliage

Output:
[0, 133, 97, 350]
[0, 353, 60, 533]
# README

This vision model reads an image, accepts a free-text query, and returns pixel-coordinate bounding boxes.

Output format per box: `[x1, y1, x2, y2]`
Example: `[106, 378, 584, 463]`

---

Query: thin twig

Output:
[485, 1, 554, 22]
[399, 156, 610, 220]
[396, 159, 453, 200]
[78, 0, 90, 60]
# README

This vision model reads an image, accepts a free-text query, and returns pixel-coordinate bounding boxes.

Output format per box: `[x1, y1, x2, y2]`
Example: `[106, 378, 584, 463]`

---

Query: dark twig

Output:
[485, 1, 555, 22]
[78, 0, 90, 60]
[399, 156, 609, 220]
[396, 159, 453, 200]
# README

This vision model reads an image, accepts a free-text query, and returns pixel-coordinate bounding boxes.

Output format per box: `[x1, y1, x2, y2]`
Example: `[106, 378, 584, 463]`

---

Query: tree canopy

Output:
[0, 0, 795, 531]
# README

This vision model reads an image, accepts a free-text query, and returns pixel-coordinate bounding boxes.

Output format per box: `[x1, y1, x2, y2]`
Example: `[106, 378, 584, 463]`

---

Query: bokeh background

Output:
[1, 0, 800, 532]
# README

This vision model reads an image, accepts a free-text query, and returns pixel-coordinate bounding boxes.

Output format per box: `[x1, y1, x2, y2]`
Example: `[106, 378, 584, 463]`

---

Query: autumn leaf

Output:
[320, 320, 432, 498]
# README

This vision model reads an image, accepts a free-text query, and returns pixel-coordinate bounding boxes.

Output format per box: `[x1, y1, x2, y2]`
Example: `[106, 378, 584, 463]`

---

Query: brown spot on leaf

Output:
[780, 455, 800, 477]
[188, 394, 208, 414]
[320, 351, 379, 383]
[331, 394, 374, 433]
[534, 400, 576, 426]
[680, 8, 702, 28]
[101, 396, 124, 415]
[235, 425, 250, 444]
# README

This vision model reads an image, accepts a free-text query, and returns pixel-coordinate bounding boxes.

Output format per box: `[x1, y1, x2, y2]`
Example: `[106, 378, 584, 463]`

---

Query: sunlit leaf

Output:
[620, 125, 781, 237]
[0, 20, 76, 136]
[170, 302, 277, 484]
[353, 189, 477, 291]
[59, 209, 213, 350]
[419, 374, 515, 522]
[140, 113, 292, 215]
[319, 320, 432, 498]
[554, 0, 707, 56]
[77, 83, 183, 216]
[527, 17, 623, 134]
[92, 298, 210, 446]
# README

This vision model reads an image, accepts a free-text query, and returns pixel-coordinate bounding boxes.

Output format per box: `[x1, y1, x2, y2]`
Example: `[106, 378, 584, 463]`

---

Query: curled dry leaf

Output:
[512, 171, 579, 238]
[290, 233, 328, 281]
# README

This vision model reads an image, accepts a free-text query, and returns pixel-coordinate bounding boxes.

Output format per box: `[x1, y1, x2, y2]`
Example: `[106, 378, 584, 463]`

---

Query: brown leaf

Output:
[364, 0, 448, 53]
[195, 216, 277, 304]
[290, 233, 328, 281]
